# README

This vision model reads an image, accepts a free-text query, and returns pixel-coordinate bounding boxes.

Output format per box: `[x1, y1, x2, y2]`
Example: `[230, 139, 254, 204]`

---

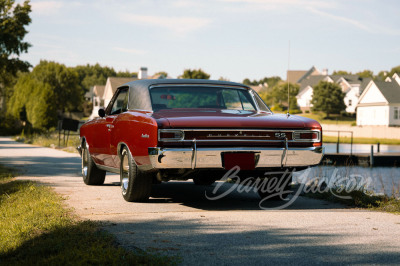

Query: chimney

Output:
[139, 67, 148, 79]
[322, 68, 328, 75]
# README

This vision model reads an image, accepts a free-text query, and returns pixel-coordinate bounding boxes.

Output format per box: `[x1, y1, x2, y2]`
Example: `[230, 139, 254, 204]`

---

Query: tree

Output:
[74, 63, 117, 93]
[242, 76, 281, 87]
[0, 0, 32, 109]
[356, 70, 374, 79]
[8, 61, 82, 129]
[311, 81, 346, 117]
[332, 70, 352, 75]
[180, 69, 210, 79]
[259, 82, 299, 111]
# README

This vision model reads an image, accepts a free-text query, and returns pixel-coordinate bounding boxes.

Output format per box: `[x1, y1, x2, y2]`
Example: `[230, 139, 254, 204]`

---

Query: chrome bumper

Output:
[148, 146, 324, 169]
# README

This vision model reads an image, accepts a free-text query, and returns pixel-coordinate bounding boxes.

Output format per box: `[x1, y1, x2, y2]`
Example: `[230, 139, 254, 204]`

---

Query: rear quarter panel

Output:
[111, 111, 158, 167]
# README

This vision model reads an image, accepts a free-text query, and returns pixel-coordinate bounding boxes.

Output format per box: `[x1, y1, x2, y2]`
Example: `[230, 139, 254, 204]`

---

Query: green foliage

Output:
[332, 70, 352, 75]
[74, 63, 117, 93]
[8, 61, 82, 130]
[242, 76, 281, 87]
[356, 69, 374, 78]
[259, 82, 299, 110]
[180, 68, 210, 79]
[0, 0, 32, 109]
[0, 177, 178, 265]
[0, 0, 31, 76]
[311, 81, 346, 117]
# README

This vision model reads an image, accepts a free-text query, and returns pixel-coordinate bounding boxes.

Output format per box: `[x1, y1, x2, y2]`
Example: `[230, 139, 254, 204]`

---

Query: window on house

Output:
[395, 107, 399, 120]
[348, 99, 352, 106]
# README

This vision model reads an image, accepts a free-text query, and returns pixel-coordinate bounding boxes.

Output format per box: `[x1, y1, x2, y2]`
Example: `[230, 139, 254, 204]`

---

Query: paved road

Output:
[1, 137, 399, 265]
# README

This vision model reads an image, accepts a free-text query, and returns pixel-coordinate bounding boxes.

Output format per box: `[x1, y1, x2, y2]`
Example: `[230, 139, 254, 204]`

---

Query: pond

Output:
[324, 143, 400, 154]
[293, 166, 400, 198]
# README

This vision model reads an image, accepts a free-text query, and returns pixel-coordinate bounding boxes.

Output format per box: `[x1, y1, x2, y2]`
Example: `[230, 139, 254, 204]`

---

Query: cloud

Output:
[112, 47, 147, 55]
[220, 0, 335, 10]
[119, 14, 211, 35]
[307, 7, 400, 36]
[307, 7, 370, 32]
[31, 1, 64, 14]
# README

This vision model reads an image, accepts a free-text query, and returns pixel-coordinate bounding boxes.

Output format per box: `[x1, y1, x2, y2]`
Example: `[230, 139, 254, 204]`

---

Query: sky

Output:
[19, 0, 400, 82]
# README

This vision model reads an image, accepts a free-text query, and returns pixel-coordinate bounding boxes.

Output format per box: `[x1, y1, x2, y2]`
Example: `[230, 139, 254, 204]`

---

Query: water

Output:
[293, 166, 400, 198]
[324, 143, 400, 154]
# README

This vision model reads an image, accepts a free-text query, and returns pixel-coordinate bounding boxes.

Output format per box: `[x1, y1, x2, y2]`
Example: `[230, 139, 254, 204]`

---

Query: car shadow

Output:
[148, 181, 344, 211]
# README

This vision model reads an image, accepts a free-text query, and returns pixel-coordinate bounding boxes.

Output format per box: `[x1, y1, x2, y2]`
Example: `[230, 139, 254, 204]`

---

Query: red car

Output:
[79, 79, 323, 202]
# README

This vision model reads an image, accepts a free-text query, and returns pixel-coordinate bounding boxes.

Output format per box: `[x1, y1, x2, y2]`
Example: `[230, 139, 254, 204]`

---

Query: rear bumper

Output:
[148, 146, 324, 169]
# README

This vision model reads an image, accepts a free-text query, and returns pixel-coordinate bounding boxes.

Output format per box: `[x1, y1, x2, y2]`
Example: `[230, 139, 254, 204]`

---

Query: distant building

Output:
[287, 66, 322, 84]
[87, 67, 171, 119]
[295, 67, 370, 113]
[356, 74, 400, 127]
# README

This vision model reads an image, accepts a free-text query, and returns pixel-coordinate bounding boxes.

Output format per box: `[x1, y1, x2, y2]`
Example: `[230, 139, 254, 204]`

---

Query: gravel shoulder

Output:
[1, 137, 399, 265]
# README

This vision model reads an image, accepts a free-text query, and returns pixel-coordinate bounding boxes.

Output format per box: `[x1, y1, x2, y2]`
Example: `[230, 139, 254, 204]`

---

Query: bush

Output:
[305, 110, 310, 113]
[0, 114, 23, 135]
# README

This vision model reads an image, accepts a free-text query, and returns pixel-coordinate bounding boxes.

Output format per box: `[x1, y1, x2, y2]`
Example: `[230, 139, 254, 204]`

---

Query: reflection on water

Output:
[324, 143, 400, 154]
[293, 166, 400, 197]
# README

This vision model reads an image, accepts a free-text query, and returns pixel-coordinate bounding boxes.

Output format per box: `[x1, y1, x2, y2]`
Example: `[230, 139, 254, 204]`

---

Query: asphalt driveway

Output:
[1, 137, 399, 265]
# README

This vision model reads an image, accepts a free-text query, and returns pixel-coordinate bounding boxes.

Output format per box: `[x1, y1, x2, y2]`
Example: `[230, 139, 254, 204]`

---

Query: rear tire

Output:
[193, 175, 217, 186]
[81, 142, 106, 185]
[120, 147, 152, 202]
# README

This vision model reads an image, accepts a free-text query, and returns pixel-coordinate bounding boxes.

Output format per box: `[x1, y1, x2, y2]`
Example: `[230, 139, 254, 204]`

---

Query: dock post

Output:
[370, 145, 374, 167]
[336, 131, 340, 154]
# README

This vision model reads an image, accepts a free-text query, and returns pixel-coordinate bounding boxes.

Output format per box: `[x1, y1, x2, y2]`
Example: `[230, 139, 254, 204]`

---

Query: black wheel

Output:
[193, 176, 217, 186]
[81, 142, 106, 185]
[120, 147, 152, 202]
[257, 174, 293, 201]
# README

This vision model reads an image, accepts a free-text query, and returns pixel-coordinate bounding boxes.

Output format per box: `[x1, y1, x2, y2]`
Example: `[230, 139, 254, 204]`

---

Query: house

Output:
[88, 67, 172, 119]
[89, 85, 105, 119]
[286, 66, 323, 84]
[295, 68, 369, 113]
[356, 76, 400, 126]
[296, 75, 328, 112]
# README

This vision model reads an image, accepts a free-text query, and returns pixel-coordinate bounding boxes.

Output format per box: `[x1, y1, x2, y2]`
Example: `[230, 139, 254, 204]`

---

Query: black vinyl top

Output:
[122, 79, 250, 111]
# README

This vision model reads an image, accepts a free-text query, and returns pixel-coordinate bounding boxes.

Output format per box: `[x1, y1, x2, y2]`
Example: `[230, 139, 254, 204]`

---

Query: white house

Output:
[356, 78, 400, 126]
[296, 70, 369, 114]
[296, 75, 332, 112]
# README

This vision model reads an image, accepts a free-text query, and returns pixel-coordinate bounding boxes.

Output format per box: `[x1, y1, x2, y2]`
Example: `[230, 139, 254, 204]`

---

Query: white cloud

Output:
[31, 1, 64, 15]
[112, 47, 147, 55]
[307, 7, 370, 32]
[119, 14, 211, 35]
[220, 0, 335, 10]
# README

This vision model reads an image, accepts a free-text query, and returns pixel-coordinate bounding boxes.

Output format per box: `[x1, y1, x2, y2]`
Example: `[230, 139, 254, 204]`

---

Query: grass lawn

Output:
[16, 131, 81, 153]
[0, 165, 179, 265]
[323, 136, 400, 145]
[297, 112, 356, 125]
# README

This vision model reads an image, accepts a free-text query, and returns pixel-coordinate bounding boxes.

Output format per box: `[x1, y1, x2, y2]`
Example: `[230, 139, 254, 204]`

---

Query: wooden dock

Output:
[321, 153, 400, 167]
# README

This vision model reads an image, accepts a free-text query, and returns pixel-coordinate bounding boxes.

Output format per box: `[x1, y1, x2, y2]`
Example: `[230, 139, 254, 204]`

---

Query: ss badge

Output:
[275, 132, 286, 139]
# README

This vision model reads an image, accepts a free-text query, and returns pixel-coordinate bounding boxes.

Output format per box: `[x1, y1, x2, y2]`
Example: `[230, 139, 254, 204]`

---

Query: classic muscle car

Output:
[78, 79, 323, 202]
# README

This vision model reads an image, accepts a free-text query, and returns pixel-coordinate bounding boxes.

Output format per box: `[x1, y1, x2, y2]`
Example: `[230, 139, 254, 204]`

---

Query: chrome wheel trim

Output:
[82, 146, 88, 177]
[121, 152, 130, 195]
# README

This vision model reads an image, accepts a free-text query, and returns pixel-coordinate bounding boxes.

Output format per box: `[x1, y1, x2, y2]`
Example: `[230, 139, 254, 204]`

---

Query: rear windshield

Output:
[150, 86, 258, 111]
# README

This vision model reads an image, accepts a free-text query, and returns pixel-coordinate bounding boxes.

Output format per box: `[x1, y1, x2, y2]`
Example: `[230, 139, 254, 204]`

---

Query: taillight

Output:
[158, 129, 184, 141]
[293, 130, 321, 142]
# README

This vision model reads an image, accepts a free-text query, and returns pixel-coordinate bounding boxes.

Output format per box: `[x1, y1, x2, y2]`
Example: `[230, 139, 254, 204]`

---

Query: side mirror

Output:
[98, 108, 106, 118]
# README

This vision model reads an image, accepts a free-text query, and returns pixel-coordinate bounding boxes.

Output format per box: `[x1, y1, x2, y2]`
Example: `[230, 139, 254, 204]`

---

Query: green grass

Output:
[16, 131, 80, 152]
[304, 187, 400, 214]
[297, 112, 356, 125]
[323, 135, 400, 145]
[0, 166, 179, 265]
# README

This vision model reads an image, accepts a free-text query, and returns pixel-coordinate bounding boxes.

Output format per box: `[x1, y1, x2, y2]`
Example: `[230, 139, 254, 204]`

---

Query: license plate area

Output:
[222, 152, 256, 170]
